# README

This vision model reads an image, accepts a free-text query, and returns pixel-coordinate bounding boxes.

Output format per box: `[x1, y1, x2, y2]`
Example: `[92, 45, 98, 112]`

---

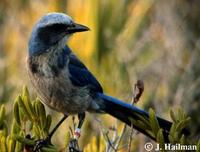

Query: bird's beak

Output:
[67, 23, 90, 34]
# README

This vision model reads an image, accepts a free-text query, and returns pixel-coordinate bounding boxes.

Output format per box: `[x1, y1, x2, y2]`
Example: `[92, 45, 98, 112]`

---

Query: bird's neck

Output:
[28, 44, 68, 77]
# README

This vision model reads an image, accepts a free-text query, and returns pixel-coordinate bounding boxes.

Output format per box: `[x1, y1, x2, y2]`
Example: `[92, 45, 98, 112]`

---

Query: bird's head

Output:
[28, 12, 89, 56]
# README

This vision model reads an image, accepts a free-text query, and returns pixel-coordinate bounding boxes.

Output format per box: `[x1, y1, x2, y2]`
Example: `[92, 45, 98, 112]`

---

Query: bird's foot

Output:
[68, 138, 82, 152]
[33, 137, 51, 152]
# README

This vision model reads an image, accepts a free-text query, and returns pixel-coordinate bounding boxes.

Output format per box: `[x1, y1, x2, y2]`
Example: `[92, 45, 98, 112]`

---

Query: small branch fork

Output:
[96, 80, 144, 152]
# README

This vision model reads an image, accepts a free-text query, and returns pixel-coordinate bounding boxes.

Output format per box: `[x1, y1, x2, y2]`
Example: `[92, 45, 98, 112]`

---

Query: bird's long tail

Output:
[96, 93, 172, 142]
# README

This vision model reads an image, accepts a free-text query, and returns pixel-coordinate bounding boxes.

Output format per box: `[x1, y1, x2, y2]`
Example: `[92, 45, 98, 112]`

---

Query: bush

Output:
[0, 87, 199, 152]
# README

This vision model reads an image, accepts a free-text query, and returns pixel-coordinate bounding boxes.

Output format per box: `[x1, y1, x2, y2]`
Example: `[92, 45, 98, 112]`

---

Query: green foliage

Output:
[169, 109, 191, 144]
[149, 108, 160, 136]
[150, 108, 189, 144]
[197, 140, 200, 152]
[0, 87, 199, 151]
[0, 86, 58, 152]
[129, 108, 199, 151]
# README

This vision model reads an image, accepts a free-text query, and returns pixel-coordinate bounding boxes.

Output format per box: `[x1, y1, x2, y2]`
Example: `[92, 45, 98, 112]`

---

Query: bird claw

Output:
[33, 137, 51, 152]
[68, 138, 82, 152]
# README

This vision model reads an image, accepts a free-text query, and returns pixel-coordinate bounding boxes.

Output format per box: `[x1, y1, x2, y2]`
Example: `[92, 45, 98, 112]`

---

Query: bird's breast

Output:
[27, 55, 92, 114]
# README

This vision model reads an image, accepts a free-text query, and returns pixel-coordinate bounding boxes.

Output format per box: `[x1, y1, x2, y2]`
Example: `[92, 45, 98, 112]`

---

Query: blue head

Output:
[28, 12, 89, 57]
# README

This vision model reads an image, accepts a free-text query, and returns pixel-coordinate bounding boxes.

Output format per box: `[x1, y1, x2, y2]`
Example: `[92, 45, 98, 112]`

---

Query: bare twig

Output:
[95, 80, 144, 152]
[128, 80, 144, 152]
[114, 123, 127, 150]
[110, 122, 119, 146]
[105, 131, 117, 152]
[94, 117, 117, 152]
[114, 80, 144, 152]
[69, 126, 73, 137]
[127, 124, 134, 152]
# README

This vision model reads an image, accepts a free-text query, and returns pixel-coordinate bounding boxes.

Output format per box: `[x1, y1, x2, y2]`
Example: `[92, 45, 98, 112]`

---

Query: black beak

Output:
[67, 23, 90, 34]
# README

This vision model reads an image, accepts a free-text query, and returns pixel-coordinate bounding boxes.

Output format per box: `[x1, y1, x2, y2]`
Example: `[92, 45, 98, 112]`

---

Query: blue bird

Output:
[27, 12, 173, 151]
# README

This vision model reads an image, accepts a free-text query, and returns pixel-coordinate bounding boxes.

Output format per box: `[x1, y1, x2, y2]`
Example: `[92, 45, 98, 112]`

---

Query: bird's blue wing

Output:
[64, 46, 103, 92]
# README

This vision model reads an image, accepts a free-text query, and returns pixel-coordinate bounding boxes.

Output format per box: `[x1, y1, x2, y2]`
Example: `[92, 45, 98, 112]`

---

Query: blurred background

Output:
[0, 0, 200, 151]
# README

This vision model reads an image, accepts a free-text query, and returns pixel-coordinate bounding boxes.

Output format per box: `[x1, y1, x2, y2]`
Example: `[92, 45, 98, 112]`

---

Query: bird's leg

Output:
[34, 115, 68, 152]
[69, 113, 85, 152]
[74, 113, 85, 139]
[48, 115, 68, 139]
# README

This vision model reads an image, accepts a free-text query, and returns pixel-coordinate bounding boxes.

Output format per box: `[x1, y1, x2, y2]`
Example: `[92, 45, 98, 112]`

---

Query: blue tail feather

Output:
[96, 93, 172, 141]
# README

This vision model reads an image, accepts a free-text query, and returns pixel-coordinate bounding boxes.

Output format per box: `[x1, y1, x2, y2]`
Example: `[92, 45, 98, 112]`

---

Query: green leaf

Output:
[156, 129, 164, 150]
[1, 122, 8, 136]
[175, 117, 191, 133]
[0, 105, 6, 128]
[13, 100, 21, 127]
[37, 101, 46, 129]
[177, 108, 187, 121]
[44, 114, 52, 133]
[8, 138, 16, 152]
[42, 146, 58, 152]
[14, 131, 25, 151]
[170, 109, 177, 123]
[149, 108, 160, 137]
[34, 99, 41, 119]
[12, 134, 35, 146]
[128, 117, 152, 135]
[180, 134, 185, 145]
[0, 136, 7, 152]
[14, 141, 23, 152]
[17, 95, 33, 121]
[136, 113, 151, 128]
[23, 96, 35, 118]
[136, 120, 150, 130]
[197, 139, 200, 152]
[11, 120, 20, 136]
[22, 86, 30, 100]
[173, 131, 179, 142]
[33, 125, 40, 138]
[168, 134, 174, 144]
[22, 86, 36, 121]
[169, 123, 176, 135]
